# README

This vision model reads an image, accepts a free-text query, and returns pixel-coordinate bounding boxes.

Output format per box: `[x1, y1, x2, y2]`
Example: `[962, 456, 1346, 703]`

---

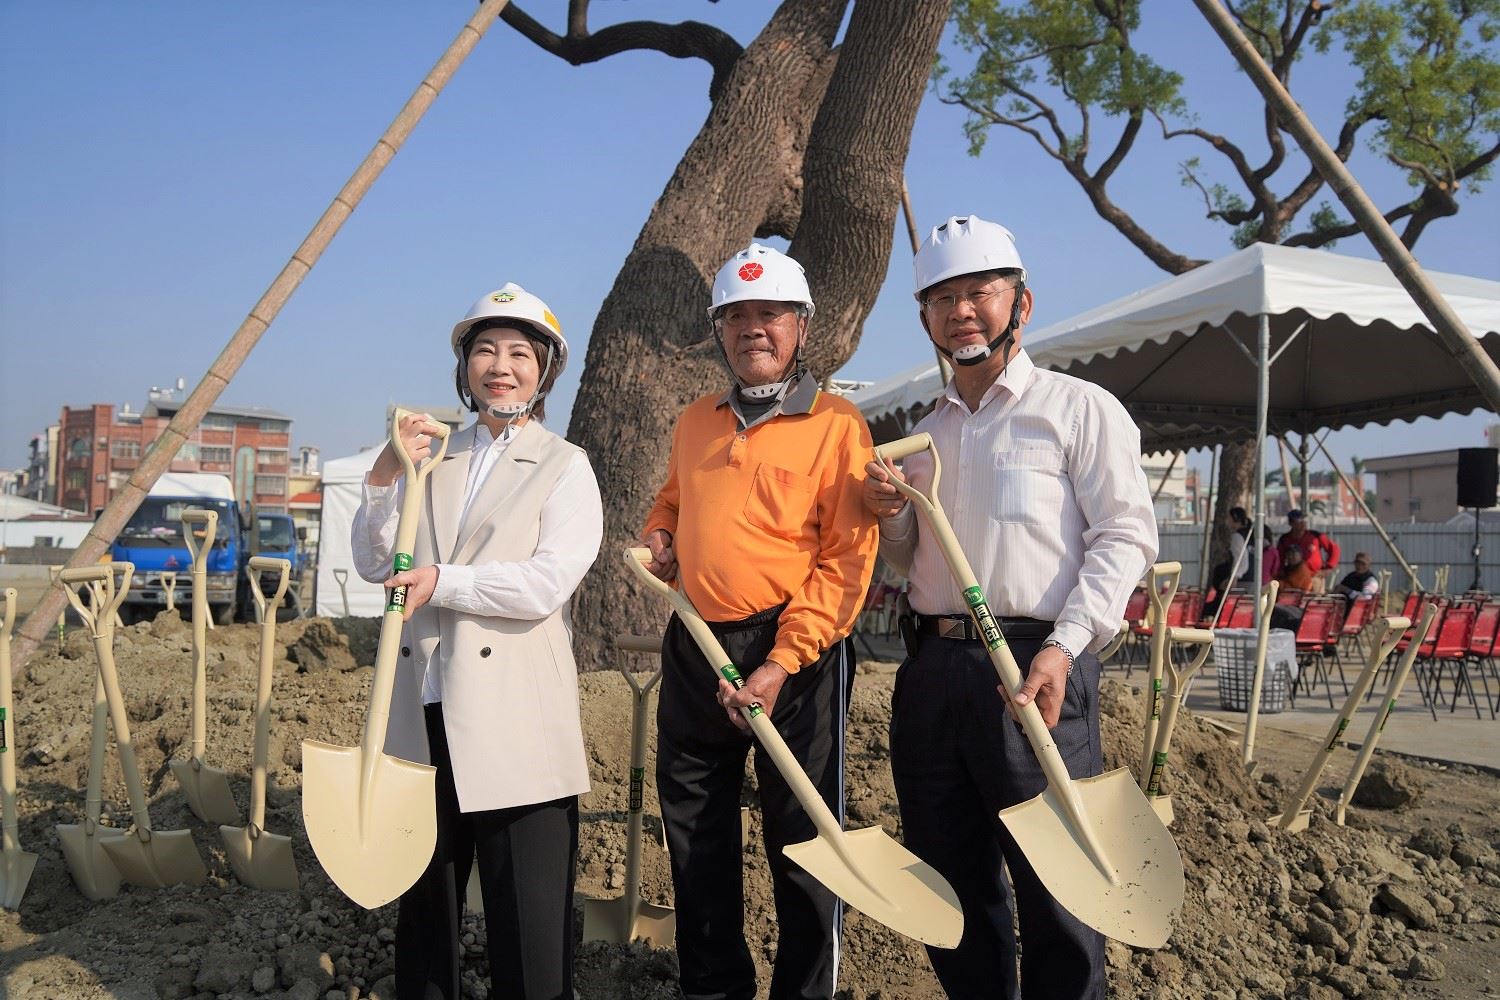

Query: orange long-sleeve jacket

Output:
[643, 388, 878, 673]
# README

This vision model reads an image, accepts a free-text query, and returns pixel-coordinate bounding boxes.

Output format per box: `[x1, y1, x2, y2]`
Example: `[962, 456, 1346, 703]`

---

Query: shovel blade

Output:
[101, 827, 207, 888]
[1, 849, 40, 910]
[169, 759, 241, 826]
[55, 824, 124, 901]
[301, 739, 437, 910]
[783, 825, 963, 948]
[1000, 768, 1183, 949]
[221, 824, 300, 892]
[582, 896, 677, 949]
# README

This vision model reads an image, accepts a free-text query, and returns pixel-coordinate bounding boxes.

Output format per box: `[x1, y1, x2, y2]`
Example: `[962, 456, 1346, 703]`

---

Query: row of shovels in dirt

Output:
[0, 521, 299, 910]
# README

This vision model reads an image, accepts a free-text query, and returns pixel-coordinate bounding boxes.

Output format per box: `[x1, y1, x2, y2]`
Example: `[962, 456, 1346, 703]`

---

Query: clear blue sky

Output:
[2, 2, 1496, 483]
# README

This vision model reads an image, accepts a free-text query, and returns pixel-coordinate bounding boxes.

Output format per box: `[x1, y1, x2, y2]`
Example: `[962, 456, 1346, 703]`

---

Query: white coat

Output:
[380, 420, 595, 812]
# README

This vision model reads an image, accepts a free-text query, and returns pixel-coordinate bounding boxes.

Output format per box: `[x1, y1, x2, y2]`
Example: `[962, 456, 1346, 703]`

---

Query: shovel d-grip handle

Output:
[246, 557, 292, 834]
[60, 564, 133, 639]
[622, 548, 891, 902]
[385, 408, 451, 613]
[180, 508, 219, 578]
[872, 435, 1124, 887]
[181, 508, 221, 761]
[247, 557, 292, 616]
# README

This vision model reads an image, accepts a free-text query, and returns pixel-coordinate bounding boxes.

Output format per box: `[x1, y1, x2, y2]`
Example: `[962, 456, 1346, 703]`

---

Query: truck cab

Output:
[111, 473, 243, 624]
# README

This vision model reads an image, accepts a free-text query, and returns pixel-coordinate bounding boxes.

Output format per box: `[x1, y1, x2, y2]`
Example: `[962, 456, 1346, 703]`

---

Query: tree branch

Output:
[501, 2, 744, 100]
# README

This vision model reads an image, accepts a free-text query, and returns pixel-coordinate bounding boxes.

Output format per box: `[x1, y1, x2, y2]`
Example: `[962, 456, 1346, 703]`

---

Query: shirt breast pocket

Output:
[992, 448, 1067, 525]
[744, 463, 816, 540]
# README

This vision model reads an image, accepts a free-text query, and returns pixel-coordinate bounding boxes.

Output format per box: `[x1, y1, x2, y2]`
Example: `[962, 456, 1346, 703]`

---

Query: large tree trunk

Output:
[1209, 439, 1258, 571]
[563, 0, 950, 668]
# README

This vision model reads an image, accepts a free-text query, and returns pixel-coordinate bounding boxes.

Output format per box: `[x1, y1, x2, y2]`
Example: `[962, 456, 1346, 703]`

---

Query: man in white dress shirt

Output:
[863, 216, 1157, 1000]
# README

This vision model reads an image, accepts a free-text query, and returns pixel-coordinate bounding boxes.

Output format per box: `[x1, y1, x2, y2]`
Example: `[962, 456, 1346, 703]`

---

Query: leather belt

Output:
[912, 613, 1054, 642]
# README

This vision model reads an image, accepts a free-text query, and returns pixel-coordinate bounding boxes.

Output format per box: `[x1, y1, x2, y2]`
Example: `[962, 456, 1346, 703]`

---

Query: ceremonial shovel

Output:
[874, 433, 1184, 949]
[624, 548, 963, 949]
[582, 634, 676, 948]
[62, 564, 208, 889]
[221, 557, 298, 890]
[170, 508, 240, 825]
[303, 409, 448, 908]
[0, 588, 39, 909]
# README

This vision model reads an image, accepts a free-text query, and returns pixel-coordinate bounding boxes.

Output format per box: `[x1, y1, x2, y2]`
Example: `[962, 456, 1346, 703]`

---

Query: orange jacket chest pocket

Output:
[744, 462, 817, 540]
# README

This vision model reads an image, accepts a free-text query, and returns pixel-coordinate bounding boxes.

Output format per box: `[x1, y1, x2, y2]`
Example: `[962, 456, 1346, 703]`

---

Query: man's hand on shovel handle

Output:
[718, 661, 790, 732]
[863, 460, 909, 519]
[1001, 644, 1069, 729]
[644, 529, 678, 583]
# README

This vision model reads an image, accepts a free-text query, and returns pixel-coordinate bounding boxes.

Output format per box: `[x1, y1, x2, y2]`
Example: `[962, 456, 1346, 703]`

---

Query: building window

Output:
[256, 475, 287, 495]
[200, 446, 233, 464]
[260, 419, 289, 433]
[66, 470, 86, 490]
[256, 448, 288, 467]
[69, 436, 90, 459]
[203, 414, 235, 430]
[111, 440, 141, 459]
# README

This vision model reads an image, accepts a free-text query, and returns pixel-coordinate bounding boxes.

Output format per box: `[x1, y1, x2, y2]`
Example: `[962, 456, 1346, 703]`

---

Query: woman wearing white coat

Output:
[352, 284, 603, 1000]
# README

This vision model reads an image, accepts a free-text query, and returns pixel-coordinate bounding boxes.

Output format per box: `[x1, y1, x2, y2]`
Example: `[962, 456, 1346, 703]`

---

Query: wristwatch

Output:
[1042, 639, 1075, 678]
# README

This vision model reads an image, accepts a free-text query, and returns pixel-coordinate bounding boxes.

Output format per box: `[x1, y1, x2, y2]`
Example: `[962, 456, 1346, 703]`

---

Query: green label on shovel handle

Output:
[1378, 699, 1396, 733]
[1146, 749, 1168, 796]
[0, 706, 7, 752]
[1150, 679, 1162, 720]
[962, 586, 1005, 651]
[387, 552, 414, 613]
[629, 766, 644, 812]
[718, 664, 764, 718]
[1325, 717, 1349, 752]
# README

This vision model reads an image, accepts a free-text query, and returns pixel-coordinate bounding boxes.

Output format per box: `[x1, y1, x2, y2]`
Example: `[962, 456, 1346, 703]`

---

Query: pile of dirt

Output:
[1, 615, 1497, 999]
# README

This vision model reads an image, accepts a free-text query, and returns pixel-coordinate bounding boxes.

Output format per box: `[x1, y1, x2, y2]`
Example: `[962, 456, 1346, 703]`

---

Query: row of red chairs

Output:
[1390, 593, 1499, 720]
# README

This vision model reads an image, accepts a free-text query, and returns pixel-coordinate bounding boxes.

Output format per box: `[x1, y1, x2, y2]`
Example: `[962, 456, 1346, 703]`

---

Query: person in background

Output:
[1335, 552, 1380, 601]
[1276, 509, 1339, 593]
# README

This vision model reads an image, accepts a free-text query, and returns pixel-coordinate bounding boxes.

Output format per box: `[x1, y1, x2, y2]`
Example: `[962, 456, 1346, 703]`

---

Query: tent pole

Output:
[901, 181, 953, 385]
[10, 0, 515, 675]
[1191, 0, 1500, 413]
[1298, 435, 1312, 515]
[1197, 444, 1219, 591]
[1311, 434, 1417, 584]
[1276, 436, 1295, 519]
[1253, 315, 1268, 633]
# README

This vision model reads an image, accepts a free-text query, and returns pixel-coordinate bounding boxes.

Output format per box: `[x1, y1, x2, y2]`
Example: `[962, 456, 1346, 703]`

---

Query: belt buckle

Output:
[938, 616, 970, 640]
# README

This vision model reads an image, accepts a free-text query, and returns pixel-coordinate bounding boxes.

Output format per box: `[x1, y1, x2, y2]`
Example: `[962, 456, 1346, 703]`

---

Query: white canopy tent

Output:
[315, 447, 384, 617]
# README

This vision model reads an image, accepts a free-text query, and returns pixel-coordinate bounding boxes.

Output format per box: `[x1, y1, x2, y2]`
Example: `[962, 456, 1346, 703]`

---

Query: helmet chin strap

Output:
[713, 313, 809, 405]
[463, 344, 556, 435]
[932, 282, 1025, 370]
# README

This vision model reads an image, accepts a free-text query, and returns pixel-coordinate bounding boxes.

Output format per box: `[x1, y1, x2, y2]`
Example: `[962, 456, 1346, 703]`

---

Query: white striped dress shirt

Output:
[879, 349, 1158, 656]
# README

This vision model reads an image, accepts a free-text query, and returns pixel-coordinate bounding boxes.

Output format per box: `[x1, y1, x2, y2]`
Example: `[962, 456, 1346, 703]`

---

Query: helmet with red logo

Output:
[707, 244, 816, 320]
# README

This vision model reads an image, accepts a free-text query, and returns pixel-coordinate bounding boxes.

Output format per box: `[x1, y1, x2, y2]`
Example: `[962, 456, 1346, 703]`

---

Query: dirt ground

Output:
[1, 613, 1497, 999]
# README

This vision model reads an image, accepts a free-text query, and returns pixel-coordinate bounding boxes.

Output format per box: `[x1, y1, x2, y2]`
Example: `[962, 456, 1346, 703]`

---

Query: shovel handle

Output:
[246, 557, 292, 616]
[61, 564, 133, 638]
[1277, 616, 1408, 829]
[1140, 562, 1182, 786]
[2, 589, 19, 853]
[869, 442, 1126, 887]
[623, 550, 856, 854]
[1242, 580, 1281, 768]
[179, 508, 219, 577]
[246, 560, 291, 832]
[1144, 628, 1216, 798]
[874, 432, 934, 463]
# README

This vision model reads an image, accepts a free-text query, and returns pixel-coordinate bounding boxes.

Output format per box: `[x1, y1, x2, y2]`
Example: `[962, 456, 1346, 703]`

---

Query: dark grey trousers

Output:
[890, 634, 1106, 1000]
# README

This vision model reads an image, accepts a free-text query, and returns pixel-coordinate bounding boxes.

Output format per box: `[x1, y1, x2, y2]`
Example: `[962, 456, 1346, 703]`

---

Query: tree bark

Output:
[1209, 439, 1258, 572]
[551, 0, 951, 667]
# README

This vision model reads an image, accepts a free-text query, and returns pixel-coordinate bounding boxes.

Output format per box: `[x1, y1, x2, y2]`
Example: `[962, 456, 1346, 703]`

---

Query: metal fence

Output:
[1159, 522, 1500, 593]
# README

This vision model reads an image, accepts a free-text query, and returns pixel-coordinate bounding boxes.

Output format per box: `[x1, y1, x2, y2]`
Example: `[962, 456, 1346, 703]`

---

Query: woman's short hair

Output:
[453, 321, 560, 421]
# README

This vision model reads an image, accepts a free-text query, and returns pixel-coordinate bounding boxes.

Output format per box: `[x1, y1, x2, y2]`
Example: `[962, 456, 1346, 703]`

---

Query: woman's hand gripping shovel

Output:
[221, 557, 299, 891]
[873, 433, 1185, 949]
[1, 588, 39, 908]
[582, 634, 676, 948]
[623, 549, 963, 948]
[170, 508, 241, 825]
[302, 409, 449, 909]
[60, 563, 208, 889]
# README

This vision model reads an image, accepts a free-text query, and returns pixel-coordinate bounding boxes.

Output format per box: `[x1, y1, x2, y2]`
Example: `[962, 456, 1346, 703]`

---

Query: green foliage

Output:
[1317, 0, 1500, 193]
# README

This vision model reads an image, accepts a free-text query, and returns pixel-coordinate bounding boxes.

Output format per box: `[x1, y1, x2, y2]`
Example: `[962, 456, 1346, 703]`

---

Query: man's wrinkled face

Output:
[720, 299, 805, 387]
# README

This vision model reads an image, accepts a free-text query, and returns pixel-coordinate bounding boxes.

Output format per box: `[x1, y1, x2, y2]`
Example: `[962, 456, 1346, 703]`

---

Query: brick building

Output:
[57, 390, 292, 515]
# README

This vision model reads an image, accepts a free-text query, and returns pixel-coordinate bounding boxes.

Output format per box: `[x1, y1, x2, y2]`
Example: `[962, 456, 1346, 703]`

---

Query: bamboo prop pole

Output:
[10, 0, 516, 677]
[900, 181, 953, 385]
[1191, 0, 1500, 415]
[1334, 605, 1440, 826]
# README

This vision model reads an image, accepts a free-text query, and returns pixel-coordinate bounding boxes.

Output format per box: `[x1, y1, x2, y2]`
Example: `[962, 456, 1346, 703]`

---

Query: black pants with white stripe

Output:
[656, 606, 853, 1000]
[891, 634, 1105, 1000]
[395, 704, 578, 1000]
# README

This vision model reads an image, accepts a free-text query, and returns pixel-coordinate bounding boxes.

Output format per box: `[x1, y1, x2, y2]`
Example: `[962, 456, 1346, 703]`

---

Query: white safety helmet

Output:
[451, 283, 569, 376]
[913, 215, 1026, 298]
[707, 244, 816, 320]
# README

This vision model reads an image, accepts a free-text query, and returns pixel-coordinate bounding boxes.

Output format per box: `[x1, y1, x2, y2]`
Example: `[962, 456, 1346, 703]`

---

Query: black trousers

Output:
[890, 634, 1105, 1000]
[656, 607, 854, 1000]
[396, 703, 579, 1000]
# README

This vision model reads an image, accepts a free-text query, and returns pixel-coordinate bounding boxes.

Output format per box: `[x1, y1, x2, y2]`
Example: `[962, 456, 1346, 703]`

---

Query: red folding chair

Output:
[1418, 604, 1481, 719]
[1467, 603, 1500, 719]
[1120, 586, 1150, 675]
[1293, 600, 1337, 707]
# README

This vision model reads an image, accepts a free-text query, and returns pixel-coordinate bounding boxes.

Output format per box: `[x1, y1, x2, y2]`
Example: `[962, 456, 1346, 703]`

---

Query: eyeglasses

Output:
[921, 283, 1011, 314]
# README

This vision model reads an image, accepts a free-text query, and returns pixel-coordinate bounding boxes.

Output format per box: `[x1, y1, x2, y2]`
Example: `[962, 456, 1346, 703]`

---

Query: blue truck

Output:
[112, 472, 245, 624]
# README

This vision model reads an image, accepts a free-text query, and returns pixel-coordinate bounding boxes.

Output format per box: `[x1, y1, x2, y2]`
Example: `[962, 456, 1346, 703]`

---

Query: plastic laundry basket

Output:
[1214, 627, 1296, 714]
